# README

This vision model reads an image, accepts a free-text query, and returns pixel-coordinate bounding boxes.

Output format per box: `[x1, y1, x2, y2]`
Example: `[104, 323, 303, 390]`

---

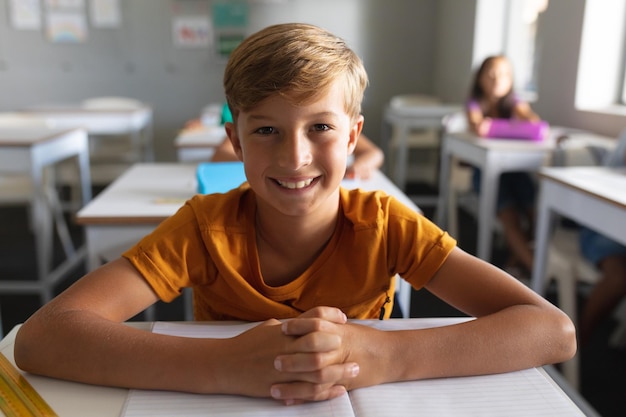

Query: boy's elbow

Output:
[14, 321, 47, 374]
[552, 309, 578, 364]
[14, 328, 32, 372]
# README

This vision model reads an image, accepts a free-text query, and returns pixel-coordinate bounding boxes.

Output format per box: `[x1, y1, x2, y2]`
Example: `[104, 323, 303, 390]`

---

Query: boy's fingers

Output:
[275, 353, 360, 380]
[271, 379, 352, 403]
[296, 306, 347, 323]
[282, 312, 346, 337]
[274, 346, 346, 372]
[289, 331, 342, 353]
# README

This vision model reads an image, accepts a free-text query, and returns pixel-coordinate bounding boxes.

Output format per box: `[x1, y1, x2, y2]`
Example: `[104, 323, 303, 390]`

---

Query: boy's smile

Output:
[226, 80, 362, 220]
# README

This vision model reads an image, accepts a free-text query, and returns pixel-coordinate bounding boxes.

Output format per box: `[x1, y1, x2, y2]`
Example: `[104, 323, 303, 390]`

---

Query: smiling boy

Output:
[15, 23, 576, 405]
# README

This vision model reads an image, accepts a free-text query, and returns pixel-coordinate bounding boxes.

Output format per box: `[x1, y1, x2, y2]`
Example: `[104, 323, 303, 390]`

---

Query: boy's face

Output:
[225, 81, 362, 218]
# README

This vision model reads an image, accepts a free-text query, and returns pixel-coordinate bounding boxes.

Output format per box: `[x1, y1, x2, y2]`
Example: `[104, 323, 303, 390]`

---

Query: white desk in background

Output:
[0, 318, 595, 417]
[530, 166, 626, 391]
[531, 166, 626, 293]
[22, 103, 154, 169]
[174, 125, 226, 162]
[76, 163, 421, 320]
[0, 127, 91, 302]
[435, 131, 556, 262]
[382, 102, 461, 195]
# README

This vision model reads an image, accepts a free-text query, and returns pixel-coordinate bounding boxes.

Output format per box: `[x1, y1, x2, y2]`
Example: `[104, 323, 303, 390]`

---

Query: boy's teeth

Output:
[278, 178, 313, 189]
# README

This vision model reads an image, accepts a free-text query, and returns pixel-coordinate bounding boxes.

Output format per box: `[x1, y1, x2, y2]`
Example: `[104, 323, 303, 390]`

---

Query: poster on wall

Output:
[46, 11, 88, 43]
[89, 0, 121, 28]
[212, 1, 248, 58]
[172, 16, 212, 48]
[217, 33, 244, 57]
[9, 0, 42, 30]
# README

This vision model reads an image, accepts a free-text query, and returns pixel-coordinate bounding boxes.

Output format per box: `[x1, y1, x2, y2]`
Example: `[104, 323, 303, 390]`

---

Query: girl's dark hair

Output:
[469, 55, 516, 118]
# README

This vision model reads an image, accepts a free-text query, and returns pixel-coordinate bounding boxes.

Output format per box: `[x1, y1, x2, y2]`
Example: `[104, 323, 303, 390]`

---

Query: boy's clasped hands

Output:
[225, 307, 372, 404]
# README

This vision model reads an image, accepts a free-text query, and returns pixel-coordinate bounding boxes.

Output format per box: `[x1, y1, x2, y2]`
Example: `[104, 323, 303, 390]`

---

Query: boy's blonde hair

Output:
[224, 23, 368, 122]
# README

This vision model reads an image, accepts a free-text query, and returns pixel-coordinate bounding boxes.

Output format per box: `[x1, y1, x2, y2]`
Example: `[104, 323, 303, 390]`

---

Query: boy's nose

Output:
[277, 132, 312, 169]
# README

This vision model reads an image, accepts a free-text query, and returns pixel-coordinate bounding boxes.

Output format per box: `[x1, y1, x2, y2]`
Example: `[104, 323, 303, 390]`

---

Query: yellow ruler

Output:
[0, 352, 57, 417]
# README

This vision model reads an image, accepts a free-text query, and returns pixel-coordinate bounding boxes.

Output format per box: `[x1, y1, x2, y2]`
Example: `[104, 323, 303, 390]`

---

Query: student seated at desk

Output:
[466, 55, 543, 278]
[14, 23, 576, 404]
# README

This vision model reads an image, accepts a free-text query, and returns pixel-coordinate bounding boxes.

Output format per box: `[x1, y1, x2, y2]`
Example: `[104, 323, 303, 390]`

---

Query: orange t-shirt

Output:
[122, 184, 456, 321]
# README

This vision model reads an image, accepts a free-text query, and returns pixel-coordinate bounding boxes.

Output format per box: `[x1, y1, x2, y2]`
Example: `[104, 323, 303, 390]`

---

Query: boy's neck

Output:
[254, 197, 340, 286]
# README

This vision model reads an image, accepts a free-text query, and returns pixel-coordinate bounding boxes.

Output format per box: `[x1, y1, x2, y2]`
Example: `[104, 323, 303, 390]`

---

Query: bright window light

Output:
[575, 0, 626, 110]
[504, 0, 549, 98]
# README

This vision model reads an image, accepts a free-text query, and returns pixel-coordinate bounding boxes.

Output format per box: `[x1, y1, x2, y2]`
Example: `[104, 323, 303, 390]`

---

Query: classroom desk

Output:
[75, 163, 421, 320]
[174, 125, 226, 162]
[434, 131, 556, 261]
[531, 166, 626, 293]
[382, 102, 461, 191]
[0, 127, 91, 302]
[0, 318, 594, 417]
[22, 103, 154, 163]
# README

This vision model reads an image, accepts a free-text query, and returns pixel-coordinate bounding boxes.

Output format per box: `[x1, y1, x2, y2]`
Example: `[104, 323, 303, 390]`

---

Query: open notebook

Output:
[120, 319, 584, 417]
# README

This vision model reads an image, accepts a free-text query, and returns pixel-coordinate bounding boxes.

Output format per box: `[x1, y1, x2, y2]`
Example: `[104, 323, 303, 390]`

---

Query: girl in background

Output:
[466, 55, 541, 278]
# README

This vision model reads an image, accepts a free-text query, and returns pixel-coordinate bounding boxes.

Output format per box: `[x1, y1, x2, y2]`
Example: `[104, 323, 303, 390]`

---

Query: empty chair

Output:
[0, 113, 56, 208]
[0, 115, 87, 304]
[71, 96, 153, 185]
[440, 111, 477, 240]
[81, 96, 145, 110]
[80, 96, 146, 161]
[385, 94, 444, 188]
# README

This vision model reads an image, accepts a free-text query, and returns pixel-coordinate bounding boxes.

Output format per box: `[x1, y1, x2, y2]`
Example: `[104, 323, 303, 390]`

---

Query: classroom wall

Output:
[432, 0, 476, 103]
[0, 0, 436, 162]
[1, 0, 624, 162]
[532, 0, 626, 137]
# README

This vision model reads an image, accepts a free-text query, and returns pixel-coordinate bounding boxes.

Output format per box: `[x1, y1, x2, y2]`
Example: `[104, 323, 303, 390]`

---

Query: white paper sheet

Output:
[120, 320, 584, 417]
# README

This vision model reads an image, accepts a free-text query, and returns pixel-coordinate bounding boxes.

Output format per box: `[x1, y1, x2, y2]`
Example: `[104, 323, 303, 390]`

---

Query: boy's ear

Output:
[224, 122, 244, 161]
[348, 115, 364, 154]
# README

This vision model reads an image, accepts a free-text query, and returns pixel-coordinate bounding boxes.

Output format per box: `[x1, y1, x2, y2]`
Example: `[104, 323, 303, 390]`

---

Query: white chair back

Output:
[0, 112, 56, 128]
[81, 97, 144, 110]
[442, 111, 467, 134]
[603, 127, 626, 167]
[389, 94, 441, 109]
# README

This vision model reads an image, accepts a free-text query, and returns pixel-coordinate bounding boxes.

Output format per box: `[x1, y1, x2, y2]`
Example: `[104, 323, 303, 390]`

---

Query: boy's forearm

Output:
[15, 304, 575, 398]
[343, 305, 574, 389]
[15, 313, 353, 399]
[15, 312, 233, 394]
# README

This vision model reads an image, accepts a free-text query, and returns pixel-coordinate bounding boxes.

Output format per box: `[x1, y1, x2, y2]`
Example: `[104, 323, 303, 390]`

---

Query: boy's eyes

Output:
[313, 124, 330, 131]
[253, 124, 331, 135]
[255, 126, 275, 135]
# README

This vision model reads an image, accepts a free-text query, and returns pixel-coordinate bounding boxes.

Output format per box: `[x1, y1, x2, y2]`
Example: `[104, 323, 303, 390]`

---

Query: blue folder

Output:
[196, 162, 247, 194]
